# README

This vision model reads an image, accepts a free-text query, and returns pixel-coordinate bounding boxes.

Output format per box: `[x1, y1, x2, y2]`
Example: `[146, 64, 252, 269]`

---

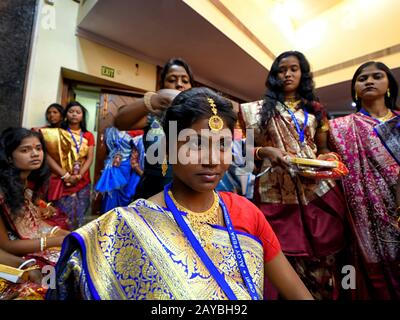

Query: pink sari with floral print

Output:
[329, 112, 400, 299]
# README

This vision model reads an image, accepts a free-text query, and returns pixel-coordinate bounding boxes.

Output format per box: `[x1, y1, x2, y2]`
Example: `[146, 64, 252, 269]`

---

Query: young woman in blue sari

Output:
[47, 88, 312, 300]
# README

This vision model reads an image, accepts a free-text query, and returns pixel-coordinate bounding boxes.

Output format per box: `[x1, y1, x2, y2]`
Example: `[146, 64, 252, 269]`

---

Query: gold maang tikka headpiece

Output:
[207, 97, 224, 132]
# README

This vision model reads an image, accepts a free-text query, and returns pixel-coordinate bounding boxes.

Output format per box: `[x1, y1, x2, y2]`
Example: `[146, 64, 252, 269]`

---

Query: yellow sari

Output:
[40, 128, 90, 174]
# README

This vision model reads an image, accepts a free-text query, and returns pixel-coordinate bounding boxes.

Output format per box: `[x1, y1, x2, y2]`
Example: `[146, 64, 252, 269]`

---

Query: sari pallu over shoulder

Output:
[40, 128, 90, 174]
[329, 113, 400, 299]
[258, 102, 336, 205]
[47, 199, 264, 300]
[373, 113, 400, 165]
[329, 113, 400, 231]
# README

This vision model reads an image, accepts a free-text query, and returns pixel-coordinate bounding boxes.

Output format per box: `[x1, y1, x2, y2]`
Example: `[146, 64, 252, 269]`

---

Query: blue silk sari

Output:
[46, 198, 264, 300]
[95, 127, 144, 213]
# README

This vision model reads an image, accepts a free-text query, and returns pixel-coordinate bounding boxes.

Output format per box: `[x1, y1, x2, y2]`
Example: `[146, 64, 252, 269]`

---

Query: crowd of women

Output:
[0, 52, 398, 300]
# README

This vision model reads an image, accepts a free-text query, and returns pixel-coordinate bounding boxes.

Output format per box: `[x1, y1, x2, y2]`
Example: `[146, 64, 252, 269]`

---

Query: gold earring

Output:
[162, 157, 168, 177]
[355, 93, 358, 101]
[387, 88, 391, 98]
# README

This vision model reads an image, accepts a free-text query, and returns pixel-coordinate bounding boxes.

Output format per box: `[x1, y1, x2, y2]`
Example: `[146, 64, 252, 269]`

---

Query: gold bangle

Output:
[49, 226, 60, 236]
[39, 237, 44, 251]
[43, 236, 47, 251]
[254, 147, 263, 161]
[143, 92, 156, 112]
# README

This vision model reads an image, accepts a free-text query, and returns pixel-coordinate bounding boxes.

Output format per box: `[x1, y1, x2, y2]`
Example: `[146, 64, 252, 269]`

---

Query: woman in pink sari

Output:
[329, 61, 400, 299]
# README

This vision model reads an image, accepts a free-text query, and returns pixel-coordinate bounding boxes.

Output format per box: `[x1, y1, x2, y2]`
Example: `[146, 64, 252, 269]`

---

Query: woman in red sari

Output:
[0, 127, 69, 269]
[249, 51, 348, 300]
[329, 61, 400, 299]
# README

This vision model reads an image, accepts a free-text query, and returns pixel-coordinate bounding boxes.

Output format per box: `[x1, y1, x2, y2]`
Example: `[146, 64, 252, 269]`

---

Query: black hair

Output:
[259, 51, 320, 127]
[45, 103, 64, 126]
[61, 101, 89, 132]
[159, 58, 195, 89]
[0, 127, 50, 216]
[162, 87, 237, 139]
[351, 61, 399, 111]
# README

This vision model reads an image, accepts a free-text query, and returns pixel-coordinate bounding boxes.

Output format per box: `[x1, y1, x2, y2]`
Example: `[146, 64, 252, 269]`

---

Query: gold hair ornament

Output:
[207, 97, 224, 132]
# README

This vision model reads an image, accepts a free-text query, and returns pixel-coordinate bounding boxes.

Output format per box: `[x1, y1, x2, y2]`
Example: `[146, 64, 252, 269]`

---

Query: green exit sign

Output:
[101, 66, 115, 78]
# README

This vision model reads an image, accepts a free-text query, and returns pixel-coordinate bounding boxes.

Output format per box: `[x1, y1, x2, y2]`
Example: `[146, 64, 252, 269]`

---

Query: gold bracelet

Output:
[39, 237, 44, 251]
[143, 92, 156, 113]
[254, 147, 263, 161]
[40, 236, 47, 251]
[49, 226, 60, 236]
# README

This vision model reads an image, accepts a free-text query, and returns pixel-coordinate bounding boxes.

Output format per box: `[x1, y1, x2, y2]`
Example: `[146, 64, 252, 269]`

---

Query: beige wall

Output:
[23, 0, 157, 128]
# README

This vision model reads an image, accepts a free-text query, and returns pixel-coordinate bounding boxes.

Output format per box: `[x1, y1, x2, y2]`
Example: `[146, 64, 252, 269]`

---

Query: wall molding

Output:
[314, 43, 400, 77]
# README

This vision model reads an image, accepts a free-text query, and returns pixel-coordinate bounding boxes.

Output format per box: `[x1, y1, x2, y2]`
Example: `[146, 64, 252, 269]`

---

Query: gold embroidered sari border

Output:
[77, 213, 128, 300]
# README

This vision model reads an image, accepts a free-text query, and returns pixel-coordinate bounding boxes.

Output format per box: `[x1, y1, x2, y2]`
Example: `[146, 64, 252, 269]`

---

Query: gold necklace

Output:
[284, 99, 301, 111]
[168, 190, 220, 250]
[376, 110, 394, 123]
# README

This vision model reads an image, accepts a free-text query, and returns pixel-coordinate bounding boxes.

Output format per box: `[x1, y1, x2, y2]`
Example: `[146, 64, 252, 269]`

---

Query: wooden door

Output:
[91, 92, 141, 215]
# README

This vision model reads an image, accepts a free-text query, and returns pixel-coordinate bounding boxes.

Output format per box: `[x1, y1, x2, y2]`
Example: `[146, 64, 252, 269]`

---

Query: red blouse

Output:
[219, 192, 281, 263]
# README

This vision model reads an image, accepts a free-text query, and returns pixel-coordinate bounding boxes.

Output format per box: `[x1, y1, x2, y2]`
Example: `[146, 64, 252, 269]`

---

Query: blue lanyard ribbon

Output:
[286, 107, 308, 145]
[163, 183, 259, 300]
[218, 192, 259, 300]
[67, 127, 83, 155]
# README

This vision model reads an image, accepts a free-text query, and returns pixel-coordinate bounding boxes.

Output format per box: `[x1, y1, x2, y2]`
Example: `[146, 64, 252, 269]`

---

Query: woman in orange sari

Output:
[248, 51, 348, 300]
[0, 127, 69, 269]
[41, 102, 95, 230]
